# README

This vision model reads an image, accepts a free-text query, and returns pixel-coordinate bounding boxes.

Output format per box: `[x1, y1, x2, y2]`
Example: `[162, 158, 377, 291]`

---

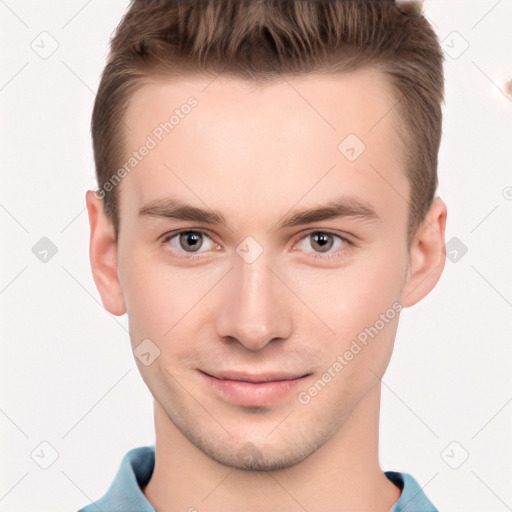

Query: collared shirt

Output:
[78, 446, 439, 512]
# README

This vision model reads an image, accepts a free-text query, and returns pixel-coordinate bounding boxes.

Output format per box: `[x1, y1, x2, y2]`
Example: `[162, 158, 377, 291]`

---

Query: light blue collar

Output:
[79, 445, 438, 512]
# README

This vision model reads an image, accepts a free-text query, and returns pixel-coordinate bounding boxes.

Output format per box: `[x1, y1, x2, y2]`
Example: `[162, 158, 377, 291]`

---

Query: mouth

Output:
[204, 370, 310, 383]
[199, 370, 311, 407]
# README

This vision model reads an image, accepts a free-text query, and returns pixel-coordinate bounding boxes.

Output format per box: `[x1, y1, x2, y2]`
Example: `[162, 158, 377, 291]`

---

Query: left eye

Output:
[296, 231, 348, 255]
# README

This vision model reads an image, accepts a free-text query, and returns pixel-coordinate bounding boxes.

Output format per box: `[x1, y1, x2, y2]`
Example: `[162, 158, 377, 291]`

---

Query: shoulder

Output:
[77, 445, 156, 512]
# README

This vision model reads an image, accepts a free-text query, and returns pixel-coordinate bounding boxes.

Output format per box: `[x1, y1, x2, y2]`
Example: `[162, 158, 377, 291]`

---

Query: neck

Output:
[144, 383, 401, 512]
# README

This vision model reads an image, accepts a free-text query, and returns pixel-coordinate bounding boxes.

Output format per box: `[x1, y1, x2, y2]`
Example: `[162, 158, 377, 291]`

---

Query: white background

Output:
[1, 1, 511, 511]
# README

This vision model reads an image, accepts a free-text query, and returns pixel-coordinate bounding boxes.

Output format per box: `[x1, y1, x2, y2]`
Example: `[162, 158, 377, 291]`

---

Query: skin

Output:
[86, 67, 447, 512]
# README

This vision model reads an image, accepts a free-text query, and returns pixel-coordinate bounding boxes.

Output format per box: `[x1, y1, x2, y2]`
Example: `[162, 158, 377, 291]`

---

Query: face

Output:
[113, 68, 413, 470]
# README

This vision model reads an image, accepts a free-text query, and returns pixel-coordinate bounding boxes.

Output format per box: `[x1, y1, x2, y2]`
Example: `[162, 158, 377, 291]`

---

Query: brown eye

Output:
[162, 230, 215, 256]
[178, 231, 204, 252]
[295, 230, 351, 259]
[309, 232, 334, 253]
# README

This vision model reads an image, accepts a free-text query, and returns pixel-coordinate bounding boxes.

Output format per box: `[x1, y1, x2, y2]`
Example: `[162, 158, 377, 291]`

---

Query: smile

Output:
[199, 370, 311, 407]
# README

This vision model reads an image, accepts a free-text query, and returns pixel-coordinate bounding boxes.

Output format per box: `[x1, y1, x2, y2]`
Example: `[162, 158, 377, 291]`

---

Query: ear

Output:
[85, 190, 127, 316]
[400, 197, 448, 308]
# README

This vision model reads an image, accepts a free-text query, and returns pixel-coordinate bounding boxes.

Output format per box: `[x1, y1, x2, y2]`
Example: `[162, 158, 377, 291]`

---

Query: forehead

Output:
[119, 68, 408, 227]
[125, 68, 401, 141]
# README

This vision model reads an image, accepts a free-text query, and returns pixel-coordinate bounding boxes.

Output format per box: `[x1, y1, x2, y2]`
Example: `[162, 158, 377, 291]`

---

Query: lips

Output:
[199, 370, 311, 407]
[205, 371, 309, 383]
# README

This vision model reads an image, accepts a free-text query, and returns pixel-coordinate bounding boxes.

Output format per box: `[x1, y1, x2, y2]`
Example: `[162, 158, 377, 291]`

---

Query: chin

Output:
[186, 427, 328, 472]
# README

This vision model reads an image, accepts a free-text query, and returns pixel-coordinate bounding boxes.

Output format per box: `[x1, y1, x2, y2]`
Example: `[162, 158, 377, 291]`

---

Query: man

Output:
[80, 0, 446, 510]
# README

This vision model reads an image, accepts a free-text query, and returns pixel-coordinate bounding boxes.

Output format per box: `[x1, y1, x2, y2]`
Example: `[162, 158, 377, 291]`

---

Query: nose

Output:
[214, 246, 293, 352]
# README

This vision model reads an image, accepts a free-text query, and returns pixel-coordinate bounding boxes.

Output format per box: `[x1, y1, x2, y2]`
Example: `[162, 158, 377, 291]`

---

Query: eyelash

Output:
[160, 229, 354, 260]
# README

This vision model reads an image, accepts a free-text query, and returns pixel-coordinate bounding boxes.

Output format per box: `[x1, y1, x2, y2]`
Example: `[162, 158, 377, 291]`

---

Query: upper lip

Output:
[202, 370, 309, 383]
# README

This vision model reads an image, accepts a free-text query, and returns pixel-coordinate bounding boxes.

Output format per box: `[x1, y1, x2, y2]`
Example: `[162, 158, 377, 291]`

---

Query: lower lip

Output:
[200, 372, 308, 407]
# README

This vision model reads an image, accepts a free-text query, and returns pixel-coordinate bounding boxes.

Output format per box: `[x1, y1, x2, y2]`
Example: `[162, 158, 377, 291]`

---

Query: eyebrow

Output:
[138, 196, 380, 230]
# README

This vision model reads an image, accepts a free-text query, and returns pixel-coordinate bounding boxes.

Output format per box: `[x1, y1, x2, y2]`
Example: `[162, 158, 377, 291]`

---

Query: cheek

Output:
[119, 250, 221, 352]
[119, 253, 178, 342]
[284, 244, 407, 343]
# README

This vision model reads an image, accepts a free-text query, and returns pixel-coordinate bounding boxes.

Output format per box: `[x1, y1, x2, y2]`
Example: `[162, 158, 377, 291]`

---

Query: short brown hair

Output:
[92, 0, 444, 246]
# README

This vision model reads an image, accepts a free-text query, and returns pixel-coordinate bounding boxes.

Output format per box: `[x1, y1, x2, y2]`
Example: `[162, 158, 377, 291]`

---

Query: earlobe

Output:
[400, 197, 448, 308]
[85, 190, 127, 316]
